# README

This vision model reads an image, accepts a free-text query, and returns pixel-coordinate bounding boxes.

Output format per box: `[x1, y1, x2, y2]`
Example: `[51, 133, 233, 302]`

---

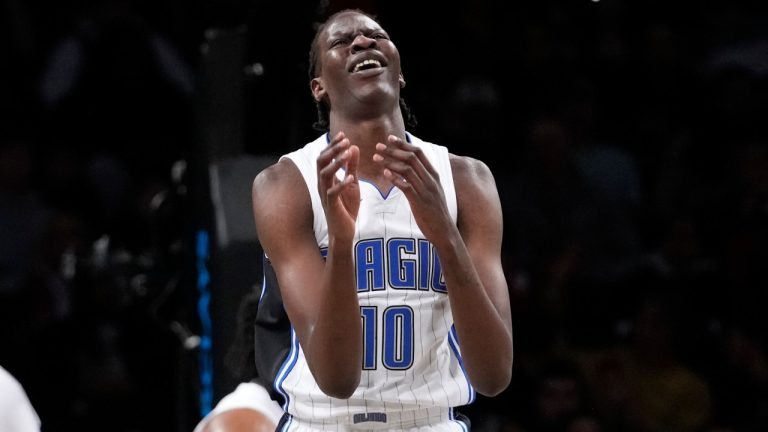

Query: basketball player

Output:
[251, 9, 513, 431]
[193, 290, 284, 432]
[194, 381, 283, 432]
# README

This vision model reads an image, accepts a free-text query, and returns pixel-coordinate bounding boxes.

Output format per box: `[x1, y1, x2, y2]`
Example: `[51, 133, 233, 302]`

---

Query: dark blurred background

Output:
[1, 0, 767, 431]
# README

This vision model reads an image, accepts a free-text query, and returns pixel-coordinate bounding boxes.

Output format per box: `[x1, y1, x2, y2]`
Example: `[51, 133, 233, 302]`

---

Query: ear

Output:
[399, 73, 406, 89]
[311, 77, 326, 102]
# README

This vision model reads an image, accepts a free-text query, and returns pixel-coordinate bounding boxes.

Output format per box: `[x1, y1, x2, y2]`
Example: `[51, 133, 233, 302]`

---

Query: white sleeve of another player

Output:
[193, 382, 284, 432]
[0, 366, 41, 432]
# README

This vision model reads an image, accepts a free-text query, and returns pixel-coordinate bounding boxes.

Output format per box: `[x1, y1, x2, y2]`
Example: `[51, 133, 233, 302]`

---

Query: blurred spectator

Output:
[507, 359, 600, 432]
[703, 2, 768, 78]
[38, 0, 194, 209]
[442, 75, 506, 172]
[707, 304, 768, 431]
[0, 136, 51, 296]
[0, 134, 54, 379]
[580, 292, 712, 432]
[720, 142, 768, 293]
[501, 116, 594, 357]
[39, 0, 194, 109]
[565, 85, 643, 286]
[564, 413, 603, 432]
[503, 109, 644, 350]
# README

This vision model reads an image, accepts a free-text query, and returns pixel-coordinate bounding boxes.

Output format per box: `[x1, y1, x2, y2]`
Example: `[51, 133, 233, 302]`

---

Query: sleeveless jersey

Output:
[271, 133, 476, 427]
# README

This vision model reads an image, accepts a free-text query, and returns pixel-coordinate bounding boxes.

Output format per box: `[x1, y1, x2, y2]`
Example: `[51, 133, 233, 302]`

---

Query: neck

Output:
[329, 102, 406, 144]
[328, 109, 407, 181]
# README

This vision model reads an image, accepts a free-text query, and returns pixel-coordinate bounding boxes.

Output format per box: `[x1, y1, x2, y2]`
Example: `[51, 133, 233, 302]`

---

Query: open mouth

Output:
[351, 59, 382, 73]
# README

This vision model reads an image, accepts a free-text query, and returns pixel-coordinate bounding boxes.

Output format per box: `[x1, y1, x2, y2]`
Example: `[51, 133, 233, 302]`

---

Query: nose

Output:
[351, 34, 376, 53]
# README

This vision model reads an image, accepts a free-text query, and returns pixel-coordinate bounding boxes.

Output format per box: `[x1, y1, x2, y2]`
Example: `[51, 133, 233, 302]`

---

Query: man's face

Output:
[312, 12, 403, 114]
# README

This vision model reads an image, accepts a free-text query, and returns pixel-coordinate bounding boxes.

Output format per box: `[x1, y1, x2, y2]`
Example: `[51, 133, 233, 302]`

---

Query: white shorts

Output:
[193, 382, 285, 432]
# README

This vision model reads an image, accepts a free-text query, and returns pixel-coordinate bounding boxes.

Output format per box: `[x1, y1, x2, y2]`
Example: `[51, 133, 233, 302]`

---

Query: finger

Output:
[330, 131, 346, 146]
[327, 146, 359, 198]
[318, 143, 351, 198]
[326, 173, 355, 197]
[382, 168, 414, 193]
[378, 157, 423, 190]
[345, 145, 360, 182]
[319, 146, 350, 181]
[317, 132, 349, 169]
[386, 135, 439, 180]
[373, 142, 427, 189]
[374, 137, 438, 185]
[373, 146, 423, 190]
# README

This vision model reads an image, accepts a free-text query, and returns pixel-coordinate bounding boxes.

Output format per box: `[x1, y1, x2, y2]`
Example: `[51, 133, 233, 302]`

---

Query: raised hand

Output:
[373, 135, 453, 242]
[317, 131, 360, 244]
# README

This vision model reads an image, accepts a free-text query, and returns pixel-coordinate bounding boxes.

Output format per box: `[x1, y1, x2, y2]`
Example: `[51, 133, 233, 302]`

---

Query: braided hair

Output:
[308, 9, 417, 132]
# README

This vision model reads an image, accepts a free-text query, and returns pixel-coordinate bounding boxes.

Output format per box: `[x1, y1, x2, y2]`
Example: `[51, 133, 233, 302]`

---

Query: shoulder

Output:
[449, 154, 495, 187]
[252, 158, 311, 222]
[252, 158, 302, 192]
[449, 154, 502, 227]
[254, 136, 327, 191]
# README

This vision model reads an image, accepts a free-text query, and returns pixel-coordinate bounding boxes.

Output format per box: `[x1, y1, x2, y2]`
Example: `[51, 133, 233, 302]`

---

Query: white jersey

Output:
[275, 133, 475, 430]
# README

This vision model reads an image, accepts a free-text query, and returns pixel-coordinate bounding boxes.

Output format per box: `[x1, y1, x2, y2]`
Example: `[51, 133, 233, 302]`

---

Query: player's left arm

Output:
[442, 154, 513, 396]
[373, 136, 512, 396]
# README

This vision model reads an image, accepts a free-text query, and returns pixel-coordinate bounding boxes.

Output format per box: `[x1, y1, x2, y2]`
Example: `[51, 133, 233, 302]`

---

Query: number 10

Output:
[360, 306, 414, 370]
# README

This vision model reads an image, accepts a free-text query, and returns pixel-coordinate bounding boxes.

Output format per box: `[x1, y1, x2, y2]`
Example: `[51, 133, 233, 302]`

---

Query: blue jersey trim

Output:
[358, 177, 395, 199]
[324, 131, 412, 144]
[450, 408, 470, 432]
[280, 414, 293, 432]
[274, 327, 301, 410]
[324, 132, 413, 200]
[258, 256, 268, 305]
[448, 325, 476, 404]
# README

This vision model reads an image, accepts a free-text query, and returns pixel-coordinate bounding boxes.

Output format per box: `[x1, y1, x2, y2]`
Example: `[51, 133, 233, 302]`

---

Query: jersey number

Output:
[360, 306, 414, 370]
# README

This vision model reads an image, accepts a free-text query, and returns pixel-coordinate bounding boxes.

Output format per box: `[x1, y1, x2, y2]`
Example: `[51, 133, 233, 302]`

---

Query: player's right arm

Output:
[251, 136, 361, 399]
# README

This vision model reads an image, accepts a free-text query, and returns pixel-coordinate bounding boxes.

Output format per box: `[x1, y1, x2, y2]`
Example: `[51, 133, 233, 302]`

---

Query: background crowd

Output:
[1, 0, 767, 431]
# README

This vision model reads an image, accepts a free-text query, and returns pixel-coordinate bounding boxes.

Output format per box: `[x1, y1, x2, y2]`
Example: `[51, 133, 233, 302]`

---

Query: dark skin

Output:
[252, 10, 513, 399]
[200, 409, 275, 432]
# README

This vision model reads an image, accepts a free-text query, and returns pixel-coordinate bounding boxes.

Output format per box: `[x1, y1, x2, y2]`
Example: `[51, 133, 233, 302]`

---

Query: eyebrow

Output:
[326, 26, 388, 40]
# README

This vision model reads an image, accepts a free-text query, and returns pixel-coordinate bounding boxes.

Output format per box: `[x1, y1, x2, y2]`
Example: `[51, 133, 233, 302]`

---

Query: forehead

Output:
[322, 12, 384, 39]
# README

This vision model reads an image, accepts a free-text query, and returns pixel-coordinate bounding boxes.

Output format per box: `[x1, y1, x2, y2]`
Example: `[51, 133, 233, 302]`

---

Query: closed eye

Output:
[330, 38, 350, 48]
